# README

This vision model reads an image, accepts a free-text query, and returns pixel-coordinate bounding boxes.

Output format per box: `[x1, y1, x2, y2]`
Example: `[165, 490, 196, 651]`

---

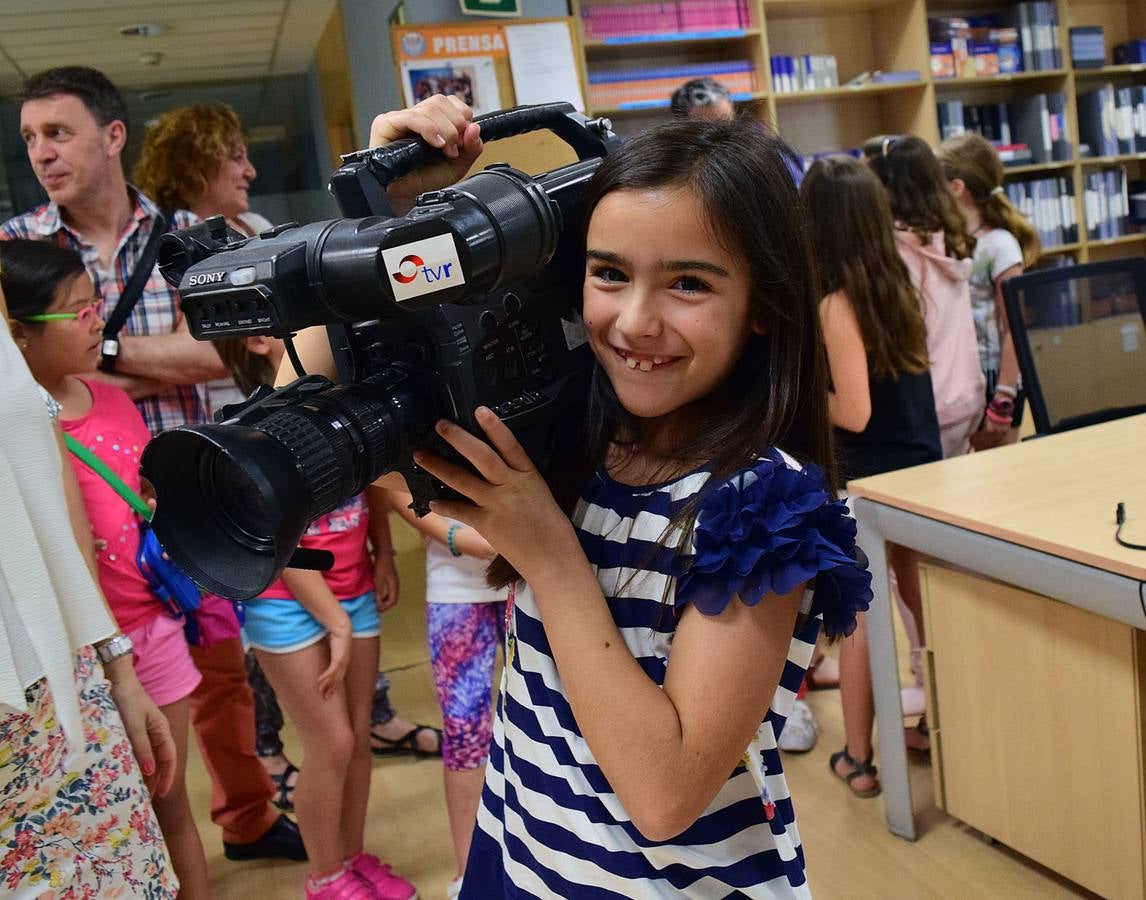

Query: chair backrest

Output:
[1003, 258, 1146, 435]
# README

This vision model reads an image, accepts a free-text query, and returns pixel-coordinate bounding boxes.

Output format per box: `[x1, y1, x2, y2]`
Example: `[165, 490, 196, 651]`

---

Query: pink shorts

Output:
[127, 613, 202, 708]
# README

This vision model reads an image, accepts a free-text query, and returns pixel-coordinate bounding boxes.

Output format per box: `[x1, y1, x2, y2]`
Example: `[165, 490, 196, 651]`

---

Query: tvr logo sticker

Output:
[382, 234, 465, 302]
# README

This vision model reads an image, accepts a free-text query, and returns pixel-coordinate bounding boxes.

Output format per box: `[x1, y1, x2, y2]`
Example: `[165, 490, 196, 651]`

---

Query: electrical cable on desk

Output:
[1115, 503, 1146, 551]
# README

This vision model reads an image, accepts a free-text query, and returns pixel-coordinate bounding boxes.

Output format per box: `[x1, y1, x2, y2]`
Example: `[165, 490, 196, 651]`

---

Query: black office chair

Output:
[1004, 257, 1146, 435]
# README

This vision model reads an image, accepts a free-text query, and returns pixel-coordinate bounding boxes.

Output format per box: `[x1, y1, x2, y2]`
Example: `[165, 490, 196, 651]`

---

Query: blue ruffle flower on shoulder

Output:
[674, 451, 872, 638]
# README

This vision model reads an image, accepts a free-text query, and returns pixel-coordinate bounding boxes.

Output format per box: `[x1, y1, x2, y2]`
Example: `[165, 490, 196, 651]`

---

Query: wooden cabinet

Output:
[920, 561, 1146, 899]
[569, 0, 1145, 262]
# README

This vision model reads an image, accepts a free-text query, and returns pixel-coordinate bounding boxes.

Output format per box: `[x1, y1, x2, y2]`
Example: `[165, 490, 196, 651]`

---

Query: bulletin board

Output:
[391, 17, 588, 176]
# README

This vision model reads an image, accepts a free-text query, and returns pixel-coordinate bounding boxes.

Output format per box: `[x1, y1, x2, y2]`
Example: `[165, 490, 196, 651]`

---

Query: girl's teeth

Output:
[653, 357, 663, 364]
[639, 359, 653, 372]
[626, 357, 638, 369]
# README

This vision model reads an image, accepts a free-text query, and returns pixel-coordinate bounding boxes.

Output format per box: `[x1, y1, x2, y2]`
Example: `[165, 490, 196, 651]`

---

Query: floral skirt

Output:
[0, 646, 177, 898]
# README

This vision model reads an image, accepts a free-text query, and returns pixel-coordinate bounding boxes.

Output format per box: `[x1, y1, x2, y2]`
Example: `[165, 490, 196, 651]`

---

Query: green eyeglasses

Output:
[20, 301, 101, 326]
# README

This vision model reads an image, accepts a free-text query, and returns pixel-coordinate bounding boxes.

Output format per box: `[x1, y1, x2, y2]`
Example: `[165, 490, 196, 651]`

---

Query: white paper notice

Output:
[504, 22, 585, 111]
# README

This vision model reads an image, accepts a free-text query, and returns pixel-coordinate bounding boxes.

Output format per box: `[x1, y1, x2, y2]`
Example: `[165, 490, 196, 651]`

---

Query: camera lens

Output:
[142, 366, 441, 599]
[203, 449, 272, 548]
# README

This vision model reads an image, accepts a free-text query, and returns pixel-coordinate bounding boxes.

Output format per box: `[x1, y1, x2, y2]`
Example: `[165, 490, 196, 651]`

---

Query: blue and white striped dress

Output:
[461, 450, 871, 898]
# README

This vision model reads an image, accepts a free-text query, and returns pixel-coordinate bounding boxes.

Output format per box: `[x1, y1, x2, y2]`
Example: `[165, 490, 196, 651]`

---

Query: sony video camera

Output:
[140, 103, 617, 599]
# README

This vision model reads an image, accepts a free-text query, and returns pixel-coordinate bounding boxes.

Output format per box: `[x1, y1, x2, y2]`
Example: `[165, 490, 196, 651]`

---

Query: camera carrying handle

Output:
[329, 102, 614, 218]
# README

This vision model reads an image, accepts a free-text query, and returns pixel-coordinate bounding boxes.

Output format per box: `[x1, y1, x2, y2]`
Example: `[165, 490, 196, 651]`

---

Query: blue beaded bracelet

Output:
[446, 523, 463, 557]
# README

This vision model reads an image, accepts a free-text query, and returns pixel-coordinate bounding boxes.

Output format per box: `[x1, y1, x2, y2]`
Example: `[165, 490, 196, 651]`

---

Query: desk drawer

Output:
[920, 562, 1146, 900]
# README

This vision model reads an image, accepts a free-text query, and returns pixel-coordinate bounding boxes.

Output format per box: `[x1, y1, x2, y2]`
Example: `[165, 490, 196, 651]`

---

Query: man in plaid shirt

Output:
[3, 66, 306, 866]
[1, 67, 225, 434]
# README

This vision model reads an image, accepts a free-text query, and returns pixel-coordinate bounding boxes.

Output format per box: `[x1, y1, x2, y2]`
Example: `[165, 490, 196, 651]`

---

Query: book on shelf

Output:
[770, 55, 839, 93]
[1130, 182, 1146, 226]
[1006, 175, 1077, 249]
[587, 60, 756, 108]
[1068, 26, 1106, 69]
[1084, 167, 1135, 240]
[930, 4, 1061, 78]
[1008, 92, 1071, 163]
[1077, 85, 1146, 157]
[581, 0, 750, 41]
[1005, 2, 1063, 71]
[1112, 39, 1146, 65]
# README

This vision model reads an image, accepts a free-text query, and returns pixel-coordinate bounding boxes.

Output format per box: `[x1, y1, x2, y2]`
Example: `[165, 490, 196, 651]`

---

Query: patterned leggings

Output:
[427, 601, 506, 771]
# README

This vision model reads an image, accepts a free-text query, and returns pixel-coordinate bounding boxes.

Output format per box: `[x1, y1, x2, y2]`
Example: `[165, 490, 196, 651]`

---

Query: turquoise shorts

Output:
[241, 590, 380, 654]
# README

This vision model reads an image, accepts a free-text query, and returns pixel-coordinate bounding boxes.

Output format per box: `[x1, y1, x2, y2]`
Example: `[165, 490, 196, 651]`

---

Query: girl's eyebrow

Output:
[586, 248, 625, 265]
[660, 259, 729, 277]
[586, 248, 729, 278]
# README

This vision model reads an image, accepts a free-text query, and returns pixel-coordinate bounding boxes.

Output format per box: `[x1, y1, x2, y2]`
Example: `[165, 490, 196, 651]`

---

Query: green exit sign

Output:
[459, 0, 521, 17]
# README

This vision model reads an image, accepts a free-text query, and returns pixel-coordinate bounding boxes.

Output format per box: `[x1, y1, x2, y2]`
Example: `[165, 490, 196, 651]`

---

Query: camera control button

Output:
[479, 311, 498, 333]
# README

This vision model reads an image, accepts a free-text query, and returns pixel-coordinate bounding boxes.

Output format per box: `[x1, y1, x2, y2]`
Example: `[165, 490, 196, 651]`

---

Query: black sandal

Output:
[268, 762, 298, 812]
[829, 747, 882, 799]
[370, 724, 443, 759]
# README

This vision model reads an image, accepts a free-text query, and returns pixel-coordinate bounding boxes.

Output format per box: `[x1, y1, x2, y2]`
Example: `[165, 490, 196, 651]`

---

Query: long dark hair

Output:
[937, 132, 1040, 268]
[868, 134, 975, 261]
[0, 239, 87, 322]
[489, 120, 834, 586]
[801, 156, 929, 379]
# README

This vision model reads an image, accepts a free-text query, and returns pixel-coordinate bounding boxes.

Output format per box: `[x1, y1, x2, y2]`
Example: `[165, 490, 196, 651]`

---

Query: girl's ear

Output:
[9, 320, 30, 351]
[948, 177, 966, 199]
[751, 319, 767, 336]
[244, 335, 274, 357]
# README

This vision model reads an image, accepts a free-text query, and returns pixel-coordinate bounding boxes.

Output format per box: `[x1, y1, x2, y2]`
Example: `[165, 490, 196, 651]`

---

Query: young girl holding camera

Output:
[412, 119, 871, 896]
[3, 238, 209, 898]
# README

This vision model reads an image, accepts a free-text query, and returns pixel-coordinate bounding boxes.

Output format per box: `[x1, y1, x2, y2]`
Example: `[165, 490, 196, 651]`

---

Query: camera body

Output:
[141, 103, 616, 599]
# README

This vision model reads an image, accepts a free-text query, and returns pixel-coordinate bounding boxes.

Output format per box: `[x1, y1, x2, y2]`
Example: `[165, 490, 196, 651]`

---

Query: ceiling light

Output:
[119, 24, 165, 38]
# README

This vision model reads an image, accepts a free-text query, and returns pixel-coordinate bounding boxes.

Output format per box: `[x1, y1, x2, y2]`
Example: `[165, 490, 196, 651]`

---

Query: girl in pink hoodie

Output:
[868, 135, 986, 458]
[865, 137, 985, 757]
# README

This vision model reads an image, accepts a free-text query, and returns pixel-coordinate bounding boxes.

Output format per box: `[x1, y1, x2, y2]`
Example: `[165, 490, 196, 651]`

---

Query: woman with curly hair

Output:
[133, 102, 271, 237]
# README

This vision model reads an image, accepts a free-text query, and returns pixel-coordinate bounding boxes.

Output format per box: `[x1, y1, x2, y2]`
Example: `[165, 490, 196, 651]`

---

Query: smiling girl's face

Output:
[582, 186, 757, 434]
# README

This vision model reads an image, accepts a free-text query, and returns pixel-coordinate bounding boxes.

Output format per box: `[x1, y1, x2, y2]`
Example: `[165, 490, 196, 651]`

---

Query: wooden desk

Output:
[849, 416, 1146, 877]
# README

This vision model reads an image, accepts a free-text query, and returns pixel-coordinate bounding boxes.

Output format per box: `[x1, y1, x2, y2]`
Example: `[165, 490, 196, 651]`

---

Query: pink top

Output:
[61, 377, 161, 634]
[260, 493, 374, 601]
[894, 228, 986, 430]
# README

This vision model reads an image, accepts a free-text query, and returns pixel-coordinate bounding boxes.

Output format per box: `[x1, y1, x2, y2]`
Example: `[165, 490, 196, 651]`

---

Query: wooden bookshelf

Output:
[569, 0, 1146, 261]
[933, 68, 1070, 86]
[1004, 160, 1074, 174]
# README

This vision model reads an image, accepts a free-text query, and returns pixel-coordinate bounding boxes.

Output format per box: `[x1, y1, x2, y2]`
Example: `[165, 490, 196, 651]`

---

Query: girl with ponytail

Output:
[938, 133, 1039, 448]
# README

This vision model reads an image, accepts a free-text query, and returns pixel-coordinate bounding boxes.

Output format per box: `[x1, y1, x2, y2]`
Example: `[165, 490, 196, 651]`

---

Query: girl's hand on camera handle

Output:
[414, 407, 577, 581]
[370, 95, 484, 215]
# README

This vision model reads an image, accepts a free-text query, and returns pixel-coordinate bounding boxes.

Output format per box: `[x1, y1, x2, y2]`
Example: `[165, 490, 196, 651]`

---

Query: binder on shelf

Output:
[1077, 85, 1118, 158]
[1135, 87, 1146, 152]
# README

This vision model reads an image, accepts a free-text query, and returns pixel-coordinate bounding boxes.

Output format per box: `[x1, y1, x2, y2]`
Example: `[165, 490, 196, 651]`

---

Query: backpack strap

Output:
[63, 433, 152, 520]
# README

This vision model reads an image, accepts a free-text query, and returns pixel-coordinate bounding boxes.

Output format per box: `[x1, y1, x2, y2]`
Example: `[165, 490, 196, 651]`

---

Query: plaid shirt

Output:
[1, 189, 210, 434]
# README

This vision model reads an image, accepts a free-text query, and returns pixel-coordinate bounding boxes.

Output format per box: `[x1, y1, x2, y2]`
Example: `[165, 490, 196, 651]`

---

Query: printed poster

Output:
[395, 24, 506, 116]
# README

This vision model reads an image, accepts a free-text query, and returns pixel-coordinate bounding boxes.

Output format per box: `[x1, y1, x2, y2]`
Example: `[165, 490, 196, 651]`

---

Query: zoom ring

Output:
[257, 411, 353, 519]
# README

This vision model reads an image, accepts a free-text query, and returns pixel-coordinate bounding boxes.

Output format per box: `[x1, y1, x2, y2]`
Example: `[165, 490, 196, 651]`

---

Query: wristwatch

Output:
[93, 633, 134, 665]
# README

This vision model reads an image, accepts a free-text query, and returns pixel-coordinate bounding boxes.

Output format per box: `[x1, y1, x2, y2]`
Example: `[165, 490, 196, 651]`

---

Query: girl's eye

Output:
[673, 275, 710, 294]
[589, 265, 627, 284]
